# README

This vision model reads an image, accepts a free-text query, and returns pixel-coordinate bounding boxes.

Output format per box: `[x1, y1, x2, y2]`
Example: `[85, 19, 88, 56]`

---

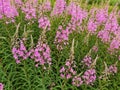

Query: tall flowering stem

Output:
[60, 39, 77, 79]
[99, 61, 118, 80]
[11, 23, 28, 64]
[54, 26, 69, 50]
[27, 30, 52, 70]
[51, 0, 66, 16]
[0, 0, 18, 23]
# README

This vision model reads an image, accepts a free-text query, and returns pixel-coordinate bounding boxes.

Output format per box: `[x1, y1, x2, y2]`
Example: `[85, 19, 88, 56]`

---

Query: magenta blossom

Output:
[72, 76, 83, 87]
[0, 83, 3, 90]
[82, 69, 96, 85]
[38, 16, 51, 30]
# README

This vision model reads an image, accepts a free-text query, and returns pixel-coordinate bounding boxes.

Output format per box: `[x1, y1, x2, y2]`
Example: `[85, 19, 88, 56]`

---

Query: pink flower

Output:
[15, 0, 23, 7]
[54, 26, 69, 50]
[51, 0, 66, 16]
[38, 16, 51, 30]
[32, 42, 52, 68]
[60, 67, 65, 73]
[96, 8, 108, 24]
[20, 40, 26, 51]
[98, 30, 110, 43]
[87, 18, 98, 34]
[108, 65, 117, 75]
[66, 74, 72, 79]
[40, 1, 51, 12]
[65, 61, 71, 66]
[21, 1, 37, 20]
[82, 69, 96, 85]
[60, 74, 65, 78]
[60, 59, 76, 79]
[0, 0, 18, 21]
[82, 55, 92, 68]
[110, 39, 120, 50]
[0, 83, 3, 90]
[12, 39, 27, 64]
[16, 59, 21, 64]
[105, 12, 118, 34]
[72, 76, 83, 87]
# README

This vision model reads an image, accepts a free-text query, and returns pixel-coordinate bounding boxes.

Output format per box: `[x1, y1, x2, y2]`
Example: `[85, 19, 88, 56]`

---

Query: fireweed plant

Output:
[0, 0, 120, 90]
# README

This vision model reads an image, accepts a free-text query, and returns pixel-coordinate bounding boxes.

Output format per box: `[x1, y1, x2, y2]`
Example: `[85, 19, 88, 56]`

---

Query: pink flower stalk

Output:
[82, 55, 92, 68]
[66, 2, 87, 33]
[54, 26, 69, 50]
[98, 30, 110, 43]
[39, 1, 51, 12]
[51, 0, 66, 16]
[104, 12, 118, 34]
[67, 2, 87, 20]
[66, 20, 77, 33]
[31, 42, 52, 68]
[82, 69, 96, 85]
[95, 8, 108, 24]
[14, 0, 23, 7]
[87, 18, 98, 34]
[26, 48, 35, 59]
[0, 0, 18, 20]
[0, 83, 3, 90]
[109, 38, 120, 52]
[43, 1, 51, 11]
[60, 59, 76, 79]
[108, 27, 120, 53]
[72, 76, 83, 87]
[22, 1, 37, 20]
[108, 65, 117, 75]
[12, 39, 27, 64]
[38, 16, 51, 30]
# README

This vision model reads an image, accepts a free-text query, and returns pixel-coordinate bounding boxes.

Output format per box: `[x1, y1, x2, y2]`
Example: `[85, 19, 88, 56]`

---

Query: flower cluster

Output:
[60, 59, 76, 79]
[39, 1, 51, 12]
[109, 39, 120, 53]
[72, 68, 96, 87]
[22, 1, 37, 20]
[95, 8, 108, 24]
[87, 18, 98, 34]
[99, 62, 118, 80]
[67, 2, 87, 20]
[12, 39, 27, 64]
[38, 16, 51, 30]
[33, 42, 52, 68]
[82, 69, 96, 85]
[98, 30, 110, 43]
[14, 0, 23, 8]
[0, 0, 18, 21]
[105, 12, 118, 34]
[54, 26, 69, 50]
[108, 64, 117, 75]
[51, 0, 66, 16]
[82, 55, 92, 68]
[72, 76, 83, 87]
[66, 2, 88, 32]
[60, 39, 76, 79]
[12, 38, 52, 69]
[0, 83, 3, 90]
